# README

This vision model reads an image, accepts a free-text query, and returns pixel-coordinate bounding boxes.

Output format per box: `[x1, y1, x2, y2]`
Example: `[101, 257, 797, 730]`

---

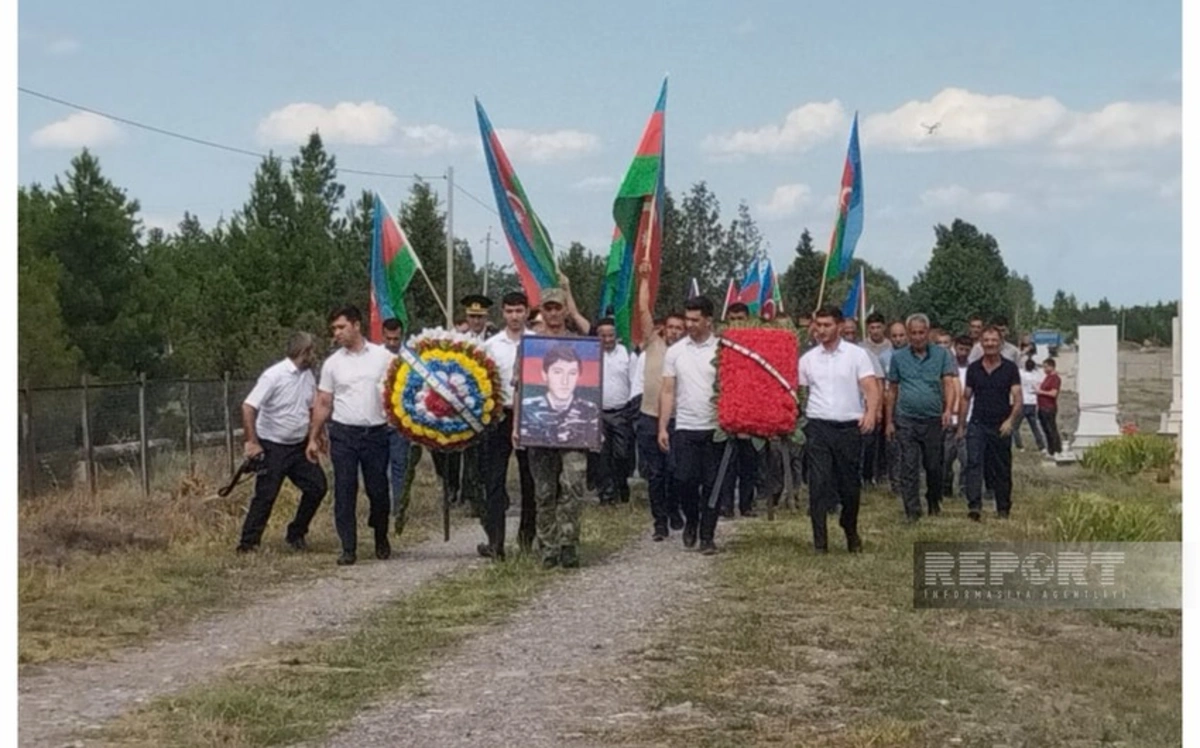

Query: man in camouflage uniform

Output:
[515, 287, 595, 569]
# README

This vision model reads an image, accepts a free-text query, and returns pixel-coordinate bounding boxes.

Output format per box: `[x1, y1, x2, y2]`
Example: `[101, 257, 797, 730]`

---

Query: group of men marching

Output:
[234, 266, 1059, 563]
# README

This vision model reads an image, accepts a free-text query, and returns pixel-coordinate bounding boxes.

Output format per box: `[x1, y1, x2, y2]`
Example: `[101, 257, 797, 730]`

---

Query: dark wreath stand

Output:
[707, 337, 801, 523]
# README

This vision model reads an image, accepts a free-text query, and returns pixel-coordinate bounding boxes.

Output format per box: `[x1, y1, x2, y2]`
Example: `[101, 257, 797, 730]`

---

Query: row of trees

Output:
[18, 136, 1178, 386]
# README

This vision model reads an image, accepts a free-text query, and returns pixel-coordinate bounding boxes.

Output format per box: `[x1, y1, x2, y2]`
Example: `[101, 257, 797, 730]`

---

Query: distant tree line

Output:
[17, 137, 1177, 386]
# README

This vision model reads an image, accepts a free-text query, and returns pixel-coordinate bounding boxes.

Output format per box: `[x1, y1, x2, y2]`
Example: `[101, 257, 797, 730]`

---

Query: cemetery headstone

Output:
[1066, 325, 1121, 455]
[1159, 316, 1181, 435]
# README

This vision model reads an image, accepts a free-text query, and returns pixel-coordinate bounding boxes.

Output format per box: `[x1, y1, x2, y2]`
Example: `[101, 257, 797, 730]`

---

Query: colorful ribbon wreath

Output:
[383, 329, 504, 451]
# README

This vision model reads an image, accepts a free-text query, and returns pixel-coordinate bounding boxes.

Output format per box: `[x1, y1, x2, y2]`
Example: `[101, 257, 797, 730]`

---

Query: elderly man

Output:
[885, 314, 957, 521]
[958, 326, 1023, 521]
[594, 317, 634, 504]
[236, 331, 327, 553]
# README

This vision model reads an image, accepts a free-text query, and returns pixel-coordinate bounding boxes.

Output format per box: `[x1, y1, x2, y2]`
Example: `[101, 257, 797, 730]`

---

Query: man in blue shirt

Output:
[885, 314, 957, 521]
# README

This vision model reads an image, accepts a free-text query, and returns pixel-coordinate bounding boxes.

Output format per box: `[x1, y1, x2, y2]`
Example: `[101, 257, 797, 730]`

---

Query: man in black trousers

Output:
[477, 291, 537, 559]
[798, 306, 880, 553]
[958, 326, 1023, 521]
[237, 331, 327, 552]
[306, 305, 397, 565]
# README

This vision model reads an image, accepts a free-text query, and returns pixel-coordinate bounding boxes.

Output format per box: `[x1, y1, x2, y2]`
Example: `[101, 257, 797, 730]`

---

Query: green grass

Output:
[100, 503, 647, 747]
[19, 450, 451, 666]
[595, 452, 1182, 747]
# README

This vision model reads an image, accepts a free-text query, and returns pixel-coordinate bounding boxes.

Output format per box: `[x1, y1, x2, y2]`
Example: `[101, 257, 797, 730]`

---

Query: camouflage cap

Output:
[540, 288, 567, 307]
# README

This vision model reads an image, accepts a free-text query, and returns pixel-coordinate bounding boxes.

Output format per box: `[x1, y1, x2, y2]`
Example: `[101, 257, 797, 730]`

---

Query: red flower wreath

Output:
[715, 327, 799, 438]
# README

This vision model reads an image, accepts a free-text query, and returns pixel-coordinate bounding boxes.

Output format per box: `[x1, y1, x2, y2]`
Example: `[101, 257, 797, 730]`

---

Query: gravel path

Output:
[317, 521, 735, 748]
[18, 520, 506, 748]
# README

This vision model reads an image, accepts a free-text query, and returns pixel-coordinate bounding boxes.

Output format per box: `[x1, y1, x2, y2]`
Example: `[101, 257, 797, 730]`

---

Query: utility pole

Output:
[445, 166, 455, 328]
[482, 227, 493, 297]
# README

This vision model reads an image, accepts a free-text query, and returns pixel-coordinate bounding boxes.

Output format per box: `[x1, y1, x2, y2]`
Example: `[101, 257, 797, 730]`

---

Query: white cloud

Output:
[256, 101, 398, 146]
[702, 100, 846, 157]
[920, 185, 1019, 214]
[572, 176, 616, 192]
[1054, 101, 1181, 150]
[395, 124, 466, 156]
[757, 183, 813, 219]
[863, 87, 1181, 153]
[863, 88, 1067, 151]
[46, 37, 79, 55]
[30, 112, 122, 149]
[495, 128, 600, 163]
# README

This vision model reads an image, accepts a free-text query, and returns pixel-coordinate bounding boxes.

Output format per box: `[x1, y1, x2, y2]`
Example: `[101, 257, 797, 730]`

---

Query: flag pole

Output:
[814, 247, 834, 312]
[445, 166, 455, 328]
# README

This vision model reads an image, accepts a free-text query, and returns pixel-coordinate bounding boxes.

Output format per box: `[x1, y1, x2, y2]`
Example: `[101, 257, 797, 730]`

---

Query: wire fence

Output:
[18, 375, 256, 498]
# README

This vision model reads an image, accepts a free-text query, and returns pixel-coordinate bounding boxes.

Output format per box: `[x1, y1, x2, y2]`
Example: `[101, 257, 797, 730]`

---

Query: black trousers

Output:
[672, 429, 722, 543]
[719, 438, 760, 515]
[965, 422, 1013, 514]
[804, 419, 863, 549]
[329, 422, 391, 554]
[896, 416, 945, 517]
[761, 436, 805, 499]
[480, 408, 536, 554]
[596, 407, 634, 502]
[862, 426, 886, 484]
[637, 413, 679, 532]
[1038, 408, 1062, 455]
[239, 439, 327, 547]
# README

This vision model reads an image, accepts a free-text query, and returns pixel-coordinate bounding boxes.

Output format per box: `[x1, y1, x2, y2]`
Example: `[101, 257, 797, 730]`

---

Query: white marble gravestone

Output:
[1159, 316, 1181, 435]
[1068, 325, 1121, 452]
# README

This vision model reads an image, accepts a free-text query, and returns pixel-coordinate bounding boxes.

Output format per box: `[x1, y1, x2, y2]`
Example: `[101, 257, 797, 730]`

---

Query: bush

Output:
[1053, 492, 1168, 542]
[1080, 434, 1176, 481]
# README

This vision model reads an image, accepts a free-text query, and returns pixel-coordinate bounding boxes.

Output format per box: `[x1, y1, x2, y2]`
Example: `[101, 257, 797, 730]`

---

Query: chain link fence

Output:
[18, 376, 255, 498]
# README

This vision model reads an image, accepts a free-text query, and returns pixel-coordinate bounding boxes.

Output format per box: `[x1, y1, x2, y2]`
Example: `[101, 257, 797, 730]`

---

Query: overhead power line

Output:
[18, 86, 441, 181]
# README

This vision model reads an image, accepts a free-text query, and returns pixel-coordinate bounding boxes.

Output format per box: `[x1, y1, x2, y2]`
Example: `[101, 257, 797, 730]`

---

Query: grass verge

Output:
[595, 453, 1181, 747]
[19, 450, 463, 666]
[100, 501, 647, 747]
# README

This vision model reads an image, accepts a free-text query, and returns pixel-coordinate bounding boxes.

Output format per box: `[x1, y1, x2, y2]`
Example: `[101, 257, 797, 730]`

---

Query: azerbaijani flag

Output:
[760, 259, 782, 321]
[476, 98, 559, 307]
[841, 265, 866, 325]
[735, 256, 763, 315]
[369, 193, 423, 340]
[600, 77, 667, 347]
[824, 113, 864, 280]
[721, 278, 738, 320]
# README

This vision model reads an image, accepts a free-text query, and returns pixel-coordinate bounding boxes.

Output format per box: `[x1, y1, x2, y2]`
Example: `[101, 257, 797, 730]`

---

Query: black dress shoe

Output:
[286, 537, 308, 552]
[968, 511, 982, 522]
[682, 525, 698, 549]
[740, 510, 758, 518]
[652, 528, 667, 542]
[847, 534, 863, 553]
[375, 538, 391, 560]
[560, 545, 579, 568]
[669, 513, 685, 531]
[928, 504, 941, 516]
[699, 540, 718, 555]
[236, 543, 256, 554]
[997, 510, 1010, 519]
[477, 542, 496, 558]
[337, 552, 356, 566]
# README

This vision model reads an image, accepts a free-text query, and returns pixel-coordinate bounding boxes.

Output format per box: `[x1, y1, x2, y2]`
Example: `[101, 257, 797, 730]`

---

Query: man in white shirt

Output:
[658, 295, 723, 555]
[799, 305, 880, 553]
[306, 305, 396, 566]
[237, 332, 327, 553]
[594, 317, 634, 505]
[477, 291, 537, 560]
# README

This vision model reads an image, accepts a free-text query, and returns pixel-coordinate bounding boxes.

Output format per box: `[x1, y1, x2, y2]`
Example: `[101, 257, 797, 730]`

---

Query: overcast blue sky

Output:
[17, 0, 1181, 306]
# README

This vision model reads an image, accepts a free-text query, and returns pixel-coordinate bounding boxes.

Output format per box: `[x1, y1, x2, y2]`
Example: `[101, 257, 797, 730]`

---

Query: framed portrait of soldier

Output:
[516, 336, 604, 451]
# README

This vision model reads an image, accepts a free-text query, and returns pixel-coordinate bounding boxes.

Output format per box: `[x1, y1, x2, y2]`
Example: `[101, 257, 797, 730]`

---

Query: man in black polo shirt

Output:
[885, 313, 956, 521]
[957, 326, 1022, 521]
